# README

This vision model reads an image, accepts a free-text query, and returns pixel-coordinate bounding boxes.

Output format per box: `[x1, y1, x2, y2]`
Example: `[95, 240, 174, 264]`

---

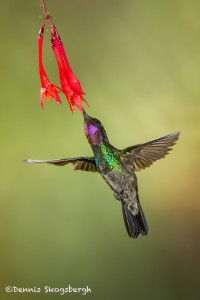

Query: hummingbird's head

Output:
[83, 109, 109, 146]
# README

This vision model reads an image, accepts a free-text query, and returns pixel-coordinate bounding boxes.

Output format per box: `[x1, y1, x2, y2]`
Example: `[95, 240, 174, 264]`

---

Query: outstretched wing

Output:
[24, 156, 97, 172]
[121, 132, 180, 172]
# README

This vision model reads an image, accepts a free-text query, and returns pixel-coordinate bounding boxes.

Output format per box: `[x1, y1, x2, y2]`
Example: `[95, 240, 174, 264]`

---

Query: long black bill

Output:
[83, 108, 90, 120]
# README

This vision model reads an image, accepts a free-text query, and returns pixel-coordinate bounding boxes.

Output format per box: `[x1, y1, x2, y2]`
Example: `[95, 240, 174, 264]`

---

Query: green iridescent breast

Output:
[99, 142, 122, 172]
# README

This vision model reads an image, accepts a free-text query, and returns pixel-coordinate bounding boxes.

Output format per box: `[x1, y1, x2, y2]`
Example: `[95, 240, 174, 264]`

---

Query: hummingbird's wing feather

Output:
[121, 132, 180, 171]
[24, 157, 97, 172]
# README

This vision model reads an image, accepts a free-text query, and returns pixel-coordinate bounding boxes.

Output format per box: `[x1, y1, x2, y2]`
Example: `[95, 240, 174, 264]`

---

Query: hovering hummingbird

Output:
[25, 110, 180, 238]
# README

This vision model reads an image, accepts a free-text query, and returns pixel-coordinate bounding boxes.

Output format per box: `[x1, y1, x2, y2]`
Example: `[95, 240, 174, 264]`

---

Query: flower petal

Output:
[48, 86, 62, 104]
[52, 44, 72, 104]
[71, 94, 83, 113]
[46, 92, 52, 101]
[59, 42, 85, 95]
[40, 87, 46, 110]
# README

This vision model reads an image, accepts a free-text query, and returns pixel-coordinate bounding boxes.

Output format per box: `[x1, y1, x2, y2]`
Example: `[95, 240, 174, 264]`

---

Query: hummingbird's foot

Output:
[113, 190, 138, 216]
[113, 188, 127, 201]
[113, 191, 122, 201]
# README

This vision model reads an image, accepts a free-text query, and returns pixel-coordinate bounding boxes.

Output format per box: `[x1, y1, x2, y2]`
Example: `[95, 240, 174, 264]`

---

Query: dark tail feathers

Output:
[121, 200, 148, 238]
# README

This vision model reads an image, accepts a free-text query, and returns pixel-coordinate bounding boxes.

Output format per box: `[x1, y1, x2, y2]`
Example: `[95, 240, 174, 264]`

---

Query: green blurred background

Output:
[0, 0, 200, 299]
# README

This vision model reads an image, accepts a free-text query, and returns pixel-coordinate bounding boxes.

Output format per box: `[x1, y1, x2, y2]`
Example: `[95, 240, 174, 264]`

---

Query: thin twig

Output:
[41, 0, 54, 26]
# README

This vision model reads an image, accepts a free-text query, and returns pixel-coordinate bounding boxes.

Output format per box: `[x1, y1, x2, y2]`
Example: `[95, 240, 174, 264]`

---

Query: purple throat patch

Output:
[85, 123, 102, 145]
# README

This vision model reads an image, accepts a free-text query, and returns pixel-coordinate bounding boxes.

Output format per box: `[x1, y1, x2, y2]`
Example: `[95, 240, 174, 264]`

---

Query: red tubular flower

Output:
[51, 26, 88, 113]
[52, 44, 75, 112]
[38, 22, 62, 110]
[59, 42, 85, 95]
[37, 0, 89, 113]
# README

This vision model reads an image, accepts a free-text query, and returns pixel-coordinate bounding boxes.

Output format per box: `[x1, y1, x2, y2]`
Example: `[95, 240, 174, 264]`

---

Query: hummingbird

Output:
[25, 110, 180, 239]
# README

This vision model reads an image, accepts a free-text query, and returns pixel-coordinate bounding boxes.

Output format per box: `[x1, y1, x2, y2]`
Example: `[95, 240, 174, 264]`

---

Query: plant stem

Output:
[41, 0, 54, 26]
[41, 0, 47, 14]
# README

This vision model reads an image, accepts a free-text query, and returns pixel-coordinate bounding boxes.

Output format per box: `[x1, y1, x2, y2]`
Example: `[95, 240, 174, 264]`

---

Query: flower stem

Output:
[41, 0, 54, 26]
[41, 0, 47, 14]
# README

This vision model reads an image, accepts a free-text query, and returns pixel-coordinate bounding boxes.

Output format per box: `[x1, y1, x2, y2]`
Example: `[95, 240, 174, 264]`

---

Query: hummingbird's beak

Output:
[83, 108, 89, 120]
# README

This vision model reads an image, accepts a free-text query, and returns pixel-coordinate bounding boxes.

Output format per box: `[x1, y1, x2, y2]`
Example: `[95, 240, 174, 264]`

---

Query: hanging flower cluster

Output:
[38, 3, 88, 113]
